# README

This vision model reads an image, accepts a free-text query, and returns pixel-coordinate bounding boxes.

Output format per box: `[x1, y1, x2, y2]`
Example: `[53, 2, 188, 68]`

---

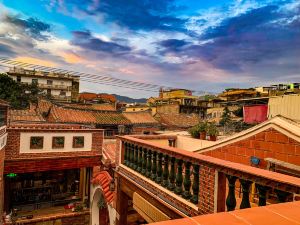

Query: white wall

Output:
[19, 132, 92, 153]
[176, 136, 215, 151]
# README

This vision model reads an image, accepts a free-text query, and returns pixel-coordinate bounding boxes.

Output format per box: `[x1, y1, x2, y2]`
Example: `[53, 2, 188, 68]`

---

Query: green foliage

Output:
[0, 73, 42, 109]
[220, 106, 232, 126]
[188, 122, 208, 138]
[233, 106, 243, 117]
[207, 122, 219, 136]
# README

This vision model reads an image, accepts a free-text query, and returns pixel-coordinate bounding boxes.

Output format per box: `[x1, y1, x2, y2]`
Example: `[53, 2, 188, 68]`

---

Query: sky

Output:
[0, 0, 299, 98]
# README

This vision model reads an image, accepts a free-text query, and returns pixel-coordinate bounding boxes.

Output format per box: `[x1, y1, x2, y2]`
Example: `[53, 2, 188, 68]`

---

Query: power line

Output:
[0, 57, 212, 95]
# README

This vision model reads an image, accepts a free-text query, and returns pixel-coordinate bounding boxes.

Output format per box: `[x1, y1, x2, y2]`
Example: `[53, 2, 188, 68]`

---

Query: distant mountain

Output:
[113, 94, 147, 103]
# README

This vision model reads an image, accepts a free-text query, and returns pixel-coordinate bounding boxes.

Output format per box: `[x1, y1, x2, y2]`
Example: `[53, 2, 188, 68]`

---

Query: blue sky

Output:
[0, 0, 299, 97]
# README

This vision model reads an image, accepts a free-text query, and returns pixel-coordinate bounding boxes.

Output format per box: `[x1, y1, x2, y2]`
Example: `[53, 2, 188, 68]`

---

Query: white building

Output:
[8, 67, 80, 102]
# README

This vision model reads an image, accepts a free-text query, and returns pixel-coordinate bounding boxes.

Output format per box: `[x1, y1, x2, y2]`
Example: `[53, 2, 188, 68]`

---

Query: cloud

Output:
[4, 15, 51, 40]
[50, 0, 187, 33]
[157, 39, 190, 53]
[71, 30, 132, 56]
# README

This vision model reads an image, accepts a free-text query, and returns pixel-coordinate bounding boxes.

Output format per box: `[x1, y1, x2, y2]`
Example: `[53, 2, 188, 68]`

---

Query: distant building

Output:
[124, 105, 156, 116]
[7, 67, 79, 102]
[218, 88, 258, 101]
[79, 92, 116, 103]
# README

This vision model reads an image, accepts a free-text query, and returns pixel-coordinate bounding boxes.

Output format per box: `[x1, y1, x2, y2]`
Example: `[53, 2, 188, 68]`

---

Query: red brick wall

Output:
[5, 128, 103, 159]
[132, 126, 160, 134]
[198, 165, 215, 214]
[0, 148, 5, 222]
[202, 128, 300, 168]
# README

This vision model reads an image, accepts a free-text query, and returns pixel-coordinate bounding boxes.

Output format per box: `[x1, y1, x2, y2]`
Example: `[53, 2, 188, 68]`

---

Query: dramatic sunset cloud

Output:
[0, 0, 299, 97]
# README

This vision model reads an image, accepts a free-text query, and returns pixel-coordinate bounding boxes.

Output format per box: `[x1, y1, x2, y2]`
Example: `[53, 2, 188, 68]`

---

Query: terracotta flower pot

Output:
[209, 135, 217, 141]
[200, 131, 206, 140]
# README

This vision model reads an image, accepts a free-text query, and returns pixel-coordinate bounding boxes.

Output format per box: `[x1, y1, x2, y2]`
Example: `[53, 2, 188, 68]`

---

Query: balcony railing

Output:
[0, 125, 7, 151]
[38, 83, 72, 91]
[118, 135, 300, 214]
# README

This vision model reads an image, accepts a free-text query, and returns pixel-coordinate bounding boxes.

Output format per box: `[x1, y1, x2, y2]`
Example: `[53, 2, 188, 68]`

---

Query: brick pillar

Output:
[115, 177, 129, 225]
[216, 172, 226, 212]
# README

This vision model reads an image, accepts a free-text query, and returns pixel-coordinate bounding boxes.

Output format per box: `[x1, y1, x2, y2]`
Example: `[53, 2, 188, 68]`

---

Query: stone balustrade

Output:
[118, 135, 300, 214]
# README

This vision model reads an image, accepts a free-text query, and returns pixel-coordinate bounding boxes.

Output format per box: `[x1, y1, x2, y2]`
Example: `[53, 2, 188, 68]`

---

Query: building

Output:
[7, 67, 80, 102]
[3, 123, 103, 224]
[78, 93, 116, 104]
[154, 112, 200, 130]
[112, 128, 300, 225]
[0, 100, 9, 218]
[123, 111, 160, 134]
[124, 105, 157, 116]
[219, 88, 258, 101]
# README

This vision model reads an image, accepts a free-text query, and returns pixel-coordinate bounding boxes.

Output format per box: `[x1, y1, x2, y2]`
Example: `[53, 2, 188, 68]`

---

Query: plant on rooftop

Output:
[207, 122, 219, 141]
[188, 122, 207, 139]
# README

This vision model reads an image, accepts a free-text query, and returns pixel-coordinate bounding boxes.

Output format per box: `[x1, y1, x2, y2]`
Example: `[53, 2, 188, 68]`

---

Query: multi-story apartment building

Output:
[7, 67, 80, 102]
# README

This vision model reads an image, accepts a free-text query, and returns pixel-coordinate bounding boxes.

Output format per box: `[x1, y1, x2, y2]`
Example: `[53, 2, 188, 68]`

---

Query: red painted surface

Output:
[243, 105, 268, 124]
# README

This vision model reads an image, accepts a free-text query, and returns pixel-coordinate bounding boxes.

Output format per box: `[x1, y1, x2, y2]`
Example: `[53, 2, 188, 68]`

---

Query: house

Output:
[154, 113, 200, 130]
[7, 67, 79, 102]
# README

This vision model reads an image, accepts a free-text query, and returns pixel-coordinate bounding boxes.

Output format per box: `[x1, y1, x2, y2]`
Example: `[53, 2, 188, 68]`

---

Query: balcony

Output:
[115, 135, 300, 224]
[0, 125, 7, 151]
[38, 83, 72, 91]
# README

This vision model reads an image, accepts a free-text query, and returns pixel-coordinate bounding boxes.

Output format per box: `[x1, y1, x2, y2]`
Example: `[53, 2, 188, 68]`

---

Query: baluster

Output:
[226, 175, 237, 211]
[240, 179, 252, 209]
[133, 145, 138, 170]
[275, 189, 290, 203]
[191, 164, 200, 204]
[162, 154, 169, 187]
[256, 184, 270, 206]
[156, 153, 163, 184]
[182, 161, 192, 199]
[146, 149, 152, 178]
[141, 148, 147, 175]
[174, 159, 183, 195]
[151, 151, 157, 180]
[129, 144, 134, 168]
[168, 157, 176, 191]
[124, 142, 128, 166]
[137, 147, 143, 173]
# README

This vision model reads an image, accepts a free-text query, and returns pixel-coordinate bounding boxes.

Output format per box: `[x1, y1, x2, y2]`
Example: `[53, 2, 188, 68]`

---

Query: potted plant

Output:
[188, 125, 200, 138]
[207, 123, 219, 141]
[198, 122, 208, 140]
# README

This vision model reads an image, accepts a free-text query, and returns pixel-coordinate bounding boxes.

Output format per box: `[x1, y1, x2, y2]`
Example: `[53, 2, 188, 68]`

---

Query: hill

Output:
[112, 94, 147, 103]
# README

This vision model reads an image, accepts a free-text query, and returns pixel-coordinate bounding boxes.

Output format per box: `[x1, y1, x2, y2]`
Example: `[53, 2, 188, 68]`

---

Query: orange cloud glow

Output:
[14, 57, 57, 67]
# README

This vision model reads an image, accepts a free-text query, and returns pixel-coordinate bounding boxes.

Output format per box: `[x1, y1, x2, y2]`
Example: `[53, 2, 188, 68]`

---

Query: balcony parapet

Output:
[117, 135, 300, 215]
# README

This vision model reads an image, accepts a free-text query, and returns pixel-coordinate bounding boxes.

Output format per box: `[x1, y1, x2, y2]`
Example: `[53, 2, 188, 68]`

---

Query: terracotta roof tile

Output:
[102, 141, 117, 165]
[155, 113, 200, 129]
[59, 103, 116, 111]
[49, 105, 130, 125]
[152, 201, 300, 225]
[91, 170, 114, 203]
[9, 109, 45, 123]
[123, 111, 159, 125]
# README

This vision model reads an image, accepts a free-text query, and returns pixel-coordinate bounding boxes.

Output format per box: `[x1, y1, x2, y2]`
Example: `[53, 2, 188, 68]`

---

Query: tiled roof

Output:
[9, 109, 45, 123]
[151, 201, 300, 225]
[59, 103, 116, 111]
[102, 141, 117, 166]
[79, 93, 116, 103]
[49, 105, 130, 125]
[155, 113, 200, 129]
[91, 169, 114, 203]
[123, 111, 159, 125]
[37, 99, 53, 115]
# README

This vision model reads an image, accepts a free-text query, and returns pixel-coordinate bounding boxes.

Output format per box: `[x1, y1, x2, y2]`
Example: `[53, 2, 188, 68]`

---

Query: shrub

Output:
[207, 122, 219, 136]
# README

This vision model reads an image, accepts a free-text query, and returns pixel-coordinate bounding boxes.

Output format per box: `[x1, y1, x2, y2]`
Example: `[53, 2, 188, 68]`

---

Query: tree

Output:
[0, 73, 42, 109]
[219, 106, 232, 126]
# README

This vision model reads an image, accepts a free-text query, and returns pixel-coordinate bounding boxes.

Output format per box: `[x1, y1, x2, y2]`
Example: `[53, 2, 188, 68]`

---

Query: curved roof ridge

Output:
[194, 115, 300, 153]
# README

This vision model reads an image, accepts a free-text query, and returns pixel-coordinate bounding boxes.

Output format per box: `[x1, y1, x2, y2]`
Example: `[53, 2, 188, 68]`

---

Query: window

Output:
[30, 137, 44, 149]
[0, 109, 6, 126]
[60, 91, 66, 96]
[73, 136, 84, 148]
[52, 136, 65, 148]
[47, 80, 53, 85]
[47, 89, 51, 95]
[32, 79, 38, 85]
[16, 76, 21, 82]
